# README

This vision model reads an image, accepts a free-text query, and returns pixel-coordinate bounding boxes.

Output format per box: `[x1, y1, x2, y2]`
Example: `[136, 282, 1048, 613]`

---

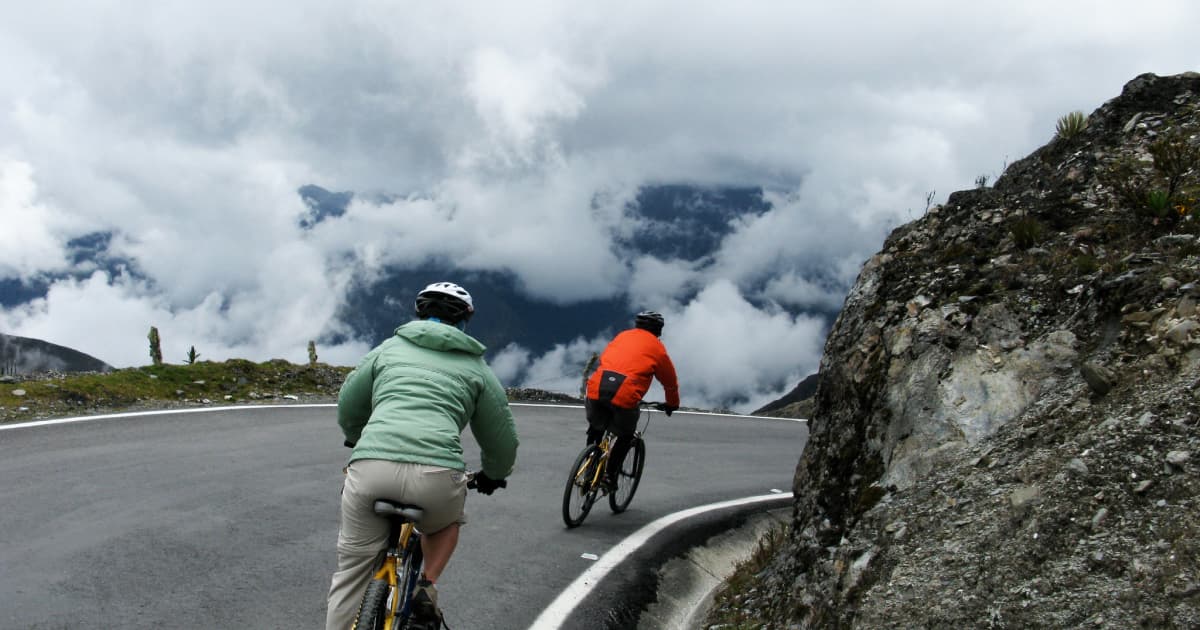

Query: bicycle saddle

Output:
[373, 499, 425, 522]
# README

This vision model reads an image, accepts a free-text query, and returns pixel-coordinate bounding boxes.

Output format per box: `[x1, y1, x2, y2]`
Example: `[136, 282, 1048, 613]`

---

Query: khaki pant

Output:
[325, 460, 468, 630]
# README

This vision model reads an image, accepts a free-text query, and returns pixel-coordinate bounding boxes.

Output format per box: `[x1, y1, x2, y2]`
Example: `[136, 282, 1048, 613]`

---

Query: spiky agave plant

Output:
[1146, 189, 1172, 218]
[1055, 111, 1088, 140]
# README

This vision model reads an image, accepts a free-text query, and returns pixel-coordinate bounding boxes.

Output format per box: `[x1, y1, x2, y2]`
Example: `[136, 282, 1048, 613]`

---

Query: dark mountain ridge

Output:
[0, 332, 113, 377]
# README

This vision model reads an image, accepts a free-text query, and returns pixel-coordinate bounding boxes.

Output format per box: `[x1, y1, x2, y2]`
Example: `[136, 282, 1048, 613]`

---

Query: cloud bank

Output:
[2, 1, 1197, 410]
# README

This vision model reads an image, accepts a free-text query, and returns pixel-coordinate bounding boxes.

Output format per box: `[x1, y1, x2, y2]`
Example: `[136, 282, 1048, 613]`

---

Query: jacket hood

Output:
[394, 320, 487, 355]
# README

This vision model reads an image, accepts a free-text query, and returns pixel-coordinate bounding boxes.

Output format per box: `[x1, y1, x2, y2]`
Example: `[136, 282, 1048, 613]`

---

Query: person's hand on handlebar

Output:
[664, 404, 677, 417]
[467, 471, 507, 495]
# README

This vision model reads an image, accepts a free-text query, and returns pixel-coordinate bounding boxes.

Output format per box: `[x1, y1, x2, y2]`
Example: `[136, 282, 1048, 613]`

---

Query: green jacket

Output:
[338, 320, 519, 479]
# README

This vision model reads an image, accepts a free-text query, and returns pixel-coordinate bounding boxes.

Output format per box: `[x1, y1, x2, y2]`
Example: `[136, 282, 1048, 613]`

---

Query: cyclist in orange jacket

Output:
[584, 311, 680, 490]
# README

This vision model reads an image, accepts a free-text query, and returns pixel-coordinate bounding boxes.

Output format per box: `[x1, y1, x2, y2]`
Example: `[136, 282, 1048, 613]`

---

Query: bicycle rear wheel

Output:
[562, 445, 601, 528]
[351, 578, 389, 630]
[396, 533, 425, 621]
[609, 437, 645, 513]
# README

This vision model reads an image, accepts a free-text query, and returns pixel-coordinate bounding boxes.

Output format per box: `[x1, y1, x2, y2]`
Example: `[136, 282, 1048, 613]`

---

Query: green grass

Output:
[1, 359, 352, 423]
[1, 360, 584, 423]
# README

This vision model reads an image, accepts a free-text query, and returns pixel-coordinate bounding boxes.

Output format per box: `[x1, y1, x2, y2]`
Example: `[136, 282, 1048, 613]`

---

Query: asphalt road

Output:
[0, 404, 807, 629]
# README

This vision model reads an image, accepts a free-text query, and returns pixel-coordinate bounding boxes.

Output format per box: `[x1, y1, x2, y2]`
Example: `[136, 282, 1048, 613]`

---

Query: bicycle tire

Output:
[562, 445, 601, 528]
[609, 436, 645, 513]
[396, 533, 425, 622]
[351, 578, 389, 630]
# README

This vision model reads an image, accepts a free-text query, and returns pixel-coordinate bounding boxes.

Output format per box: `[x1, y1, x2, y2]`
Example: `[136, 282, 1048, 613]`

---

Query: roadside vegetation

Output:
[0, 360, 352, 423]
[1, 359, 589, 424]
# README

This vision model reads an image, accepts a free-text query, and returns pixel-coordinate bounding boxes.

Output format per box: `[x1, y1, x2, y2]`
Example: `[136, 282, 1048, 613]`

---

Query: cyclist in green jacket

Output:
[326, 282, 519, 630]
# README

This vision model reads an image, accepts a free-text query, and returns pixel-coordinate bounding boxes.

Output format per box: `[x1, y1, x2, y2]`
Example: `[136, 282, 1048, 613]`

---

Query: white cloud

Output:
[489, 343, 531, 386]
[627, 256, 696, 307]
[0, 269, 370, 368]
[664, 281, 826, 411]
[501, 280, 826, 412]
[515, 336, 604, 396]
[0, 159, 74, 277]
[462, 47, 599, 168]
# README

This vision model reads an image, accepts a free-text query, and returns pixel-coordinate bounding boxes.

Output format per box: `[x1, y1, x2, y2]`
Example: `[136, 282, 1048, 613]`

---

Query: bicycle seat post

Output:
[387, 515, 403, 552]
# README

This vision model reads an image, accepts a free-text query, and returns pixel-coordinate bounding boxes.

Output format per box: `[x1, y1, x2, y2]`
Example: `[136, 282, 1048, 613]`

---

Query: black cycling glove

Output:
[664, 404, 678, 417]
[471, 471, 507, 495]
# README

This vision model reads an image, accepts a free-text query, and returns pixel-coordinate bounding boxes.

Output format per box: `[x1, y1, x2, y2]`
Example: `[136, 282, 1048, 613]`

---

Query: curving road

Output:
[0, 404, 806, 629]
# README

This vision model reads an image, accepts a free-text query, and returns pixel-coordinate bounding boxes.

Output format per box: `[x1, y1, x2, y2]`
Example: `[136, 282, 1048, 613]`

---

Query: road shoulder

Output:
[639, 507, 790, 629]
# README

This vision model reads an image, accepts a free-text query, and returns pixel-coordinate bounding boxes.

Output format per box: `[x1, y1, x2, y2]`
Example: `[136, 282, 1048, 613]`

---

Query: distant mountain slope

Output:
[1, 333, 113, 376]
[335, 267, 628, 352]
[0, 231, 141, 309]
[752, 371, 817, 416]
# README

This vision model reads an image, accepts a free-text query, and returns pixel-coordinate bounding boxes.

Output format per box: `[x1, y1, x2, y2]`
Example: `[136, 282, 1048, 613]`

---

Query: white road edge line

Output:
[0, 403, 336, 431]
[528, 492, 788, 630]
[1, 402, 805, 431]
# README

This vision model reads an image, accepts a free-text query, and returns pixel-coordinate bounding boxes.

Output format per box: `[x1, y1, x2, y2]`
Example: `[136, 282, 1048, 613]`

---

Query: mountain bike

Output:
[561, 401, 665, 528]
[347, 463, 501, 630]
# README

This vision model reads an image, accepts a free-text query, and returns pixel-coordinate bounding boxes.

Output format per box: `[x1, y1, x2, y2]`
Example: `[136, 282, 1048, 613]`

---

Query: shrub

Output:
[1102, 157, 1152, 210]
[1073, 254, 1099, 275]
[1055, 111, 1088, 140]
[148, 327, 163, 366]
[1148, 131, 1200, 197]
[1010, 217, 1044, 249]
[186, 346, 200, 364]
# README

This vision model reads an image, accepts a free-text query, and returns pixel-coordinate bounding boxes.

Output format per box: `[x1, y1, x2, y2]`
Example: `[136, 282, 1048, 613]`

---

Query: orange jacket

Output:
[586, 328, 680, 409]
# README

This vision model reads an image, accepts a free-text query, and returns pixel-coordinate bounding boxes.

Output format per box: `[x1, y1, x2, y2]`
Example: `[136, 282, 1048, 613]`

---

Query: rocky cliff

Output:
[708, 72, 1200, 628]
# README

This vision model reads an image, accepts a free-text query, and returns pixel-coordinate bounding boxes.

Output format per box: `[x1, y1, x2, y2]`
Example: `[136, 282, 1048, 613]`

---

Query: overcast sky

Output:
[1, 2, 1196, 411]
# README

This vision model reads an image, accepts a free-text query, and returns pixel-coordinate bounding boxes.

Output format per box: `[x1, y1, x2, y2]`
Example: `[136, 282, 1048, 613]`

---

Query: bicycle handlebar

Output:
[465, 472, 508, 491]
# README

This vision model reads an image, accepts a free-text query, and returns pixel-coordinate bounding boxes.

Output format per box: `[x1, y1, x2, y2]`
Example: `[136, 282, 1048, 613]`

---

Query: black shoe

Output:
[602, 475, 618, 494]
[409, 579, 443, 629]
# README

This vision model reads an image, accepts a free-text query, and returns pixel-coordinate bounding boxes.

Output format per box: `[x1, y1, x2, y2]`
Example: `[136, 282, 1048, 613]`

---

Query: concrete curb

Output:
[639, 508, 791, 629]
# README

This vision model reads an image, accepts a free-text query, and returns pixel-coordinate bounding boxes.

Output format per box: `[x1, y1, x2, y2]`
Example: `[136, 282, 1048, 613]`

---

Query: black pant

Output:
[584, 398, 639, 480]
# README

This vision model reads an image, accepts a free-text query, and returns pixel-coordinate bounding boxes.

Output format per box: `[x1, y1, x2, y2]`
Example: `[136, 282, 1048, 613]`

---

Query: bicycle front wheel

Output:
[609, 437, 645, 513]
[351, 578, 389, 630]
[562, 445, 601, 528]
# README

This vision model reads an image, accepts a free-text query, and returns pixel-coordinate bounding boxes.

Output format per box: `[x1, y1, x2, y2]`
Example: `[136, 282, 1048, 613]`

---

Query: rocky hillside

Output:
[1, 332, 112, 376]
[753, 373, 818, 419]
[707, 72, 1200, 628]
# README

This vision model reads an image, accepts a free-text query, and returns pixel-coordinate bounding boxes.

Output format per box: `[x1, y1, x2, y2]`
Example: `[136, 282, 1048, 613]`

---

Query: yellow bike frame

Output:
[369, 522, 417, 630]
[577, 434, 612, 490]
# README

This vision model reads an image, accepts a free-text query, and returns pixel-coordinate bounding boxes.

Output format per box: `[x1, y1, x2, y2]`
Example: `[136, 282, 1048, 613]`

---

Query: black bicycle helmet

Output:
[415, 282, 475, 324]
[634, 310, 665, 336]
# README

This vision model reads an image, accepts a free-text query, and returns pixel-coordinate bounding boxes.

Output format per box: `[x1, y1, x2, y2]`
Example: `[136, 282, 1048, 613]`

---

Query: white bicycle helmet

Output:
[415, 282, 475, 323]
